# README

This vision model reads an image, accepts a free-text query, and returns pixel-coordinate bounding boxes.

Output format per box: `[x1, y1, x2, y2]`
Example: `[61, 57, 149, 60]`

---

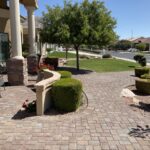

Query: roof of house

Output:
[128, 37, 150, 43]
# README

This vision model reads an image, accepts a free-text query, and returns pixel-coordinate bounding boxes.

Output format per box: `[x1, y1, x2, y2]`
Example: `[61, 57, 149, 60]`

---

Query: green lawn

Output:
[48, 51, 76, 58]
[67, 58, 139, 72]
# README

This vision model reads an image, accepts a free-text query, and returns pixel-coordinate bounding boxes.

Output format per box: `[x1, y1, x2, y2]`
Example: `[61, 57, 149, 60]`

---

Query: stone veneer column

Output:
[6, 59, 28, 85]
[7, 0, 28, 85]
[26, 6, 38, 74]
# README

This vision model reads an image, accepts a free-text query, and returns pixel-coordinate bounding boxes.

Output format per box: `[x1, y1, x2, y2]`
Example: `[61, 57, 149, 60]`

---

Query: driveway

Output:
[0, 72, 149, 149]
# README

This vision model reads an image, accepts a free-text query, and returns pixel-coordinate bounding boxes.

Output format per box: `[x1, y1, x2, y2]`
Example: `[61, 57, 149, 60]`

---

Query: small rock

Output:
[121, 88, 135, 98]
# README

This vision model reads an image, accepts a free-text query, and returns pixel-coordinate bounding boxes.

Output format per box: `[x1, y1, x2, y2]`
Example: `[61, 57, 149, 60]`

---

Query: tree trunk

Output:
[39, 41, 42, 55]
[75, 47, 80, 71]
[65, 48, 68, 60]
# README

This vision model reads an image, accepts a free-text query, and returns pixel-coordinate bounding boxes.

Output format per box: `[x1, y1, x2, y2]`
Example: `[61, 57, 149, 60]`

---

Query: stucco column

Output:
[9, 0, 23, 59]
[27, 6, 36, 55]
[26, 6, 39, 74]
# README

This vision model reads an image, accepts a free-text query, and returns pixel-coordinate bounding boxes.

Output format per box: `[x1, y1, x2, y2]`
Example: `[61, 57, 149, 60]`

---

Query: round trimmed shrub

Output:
[136, 79, 150, 94]
[135, 67, 150, 77]
[52, 78, 82, 112]
[141, 74, 150, 79]
[133, 54, 144, 62]
[102, 54, 112, 58]
[102, 54, 112, 59]
[139, 57, 147, 66]
[57, 71, 72, 78]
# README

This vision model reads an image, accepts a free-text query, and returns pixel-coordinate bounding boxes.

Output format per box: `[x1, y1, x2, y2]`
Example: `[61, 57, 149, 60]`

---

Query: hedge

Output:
[57, 71, 72, 78]
[136, 79, 150, 94]
[134, 67, 150, 77]
[133, 54, 144, 62]
[141, 74, 150, 79]
[52, 78, 82, 112]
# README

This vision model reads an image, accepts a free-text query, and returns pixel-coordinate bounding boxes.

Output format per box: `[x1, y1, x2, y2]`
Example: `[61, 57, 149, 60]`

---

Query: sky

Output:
[20, 0, 150, 39]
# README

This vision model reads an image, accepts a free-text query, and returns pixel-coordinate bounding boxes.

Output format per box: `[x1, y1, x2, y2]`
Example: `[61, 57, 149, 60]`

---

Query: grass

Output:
[67, 58, 139, 72]
[48, 51, 76, 58]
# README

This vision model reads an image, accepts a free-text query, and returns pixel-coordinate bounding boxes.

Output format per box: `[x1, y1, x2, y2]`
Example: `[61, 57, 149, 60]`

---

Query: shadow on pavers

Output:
[12, 100, 36, 120]
[12, 108, 70, 120]
[130, 102, 150, 112]
[26, 84, 36, 93]
[131, 89, 150, 96]
[12, 110, 36, 120]
[57, 67, 93, 75]
[129, 125, 150, 138]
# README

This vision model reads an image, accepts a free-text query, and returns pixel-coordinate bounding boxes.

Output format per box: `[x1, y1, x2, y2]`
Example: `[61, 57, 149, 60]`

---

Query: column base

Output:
[27, 55, 39, 74]
[6, 58, 28, 85]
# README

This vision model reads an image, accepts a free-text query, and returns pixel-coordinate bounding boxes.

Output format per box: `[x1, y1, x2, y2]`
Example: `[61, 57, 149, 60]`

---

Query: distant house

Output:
[128, 37, 150, 44]
[127, 37, 150, 51]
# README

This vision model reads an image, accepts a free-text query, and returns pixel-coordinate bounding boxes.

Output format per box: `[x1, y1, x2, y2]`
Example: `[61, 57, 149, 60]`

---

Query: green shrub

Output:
[139, 57, 147, 66]
[52, 78, 82, 112]
[133, 54, 144, 62]
[135, 67, 150, 77]
[47, 48, 54, 52]
[102, 54, 112, 58]
[141, 74, 150, 79]
[57, 71, 72, 78]
[136, 79, 150, 94]
[133, 54, 146, 66]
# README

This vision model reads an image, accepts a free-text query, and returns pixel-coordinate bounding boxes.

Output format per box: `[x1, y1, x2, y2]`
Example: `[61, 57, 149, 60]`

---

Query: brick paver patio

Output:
[0, 71, 149, 150]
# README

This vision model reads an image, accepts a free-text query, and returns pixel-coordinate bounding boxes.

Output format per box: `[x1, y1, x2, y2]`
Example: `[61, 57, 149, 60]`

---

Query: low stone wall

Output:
[35, 69, 61, 115]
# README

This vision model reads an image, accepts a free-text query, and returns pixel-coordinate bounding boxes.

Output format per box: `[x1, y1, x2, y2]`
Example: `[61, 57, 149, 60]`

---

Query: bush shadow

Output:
[130, 102, 150, 112]
[128, 125, 150, 138]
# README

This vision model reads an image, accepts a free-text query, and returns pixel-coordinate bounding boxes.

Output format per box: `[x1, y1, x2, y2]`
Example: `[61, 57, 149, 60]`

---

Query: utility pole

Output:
[131, 29, 133, 48]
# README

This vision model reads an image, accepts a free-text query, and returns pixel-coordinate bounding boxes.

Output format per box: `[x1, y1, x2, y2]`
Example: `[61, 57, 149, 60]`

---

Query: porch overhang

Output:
[0, 8, 9, 18]
[20, 0, 38, 8]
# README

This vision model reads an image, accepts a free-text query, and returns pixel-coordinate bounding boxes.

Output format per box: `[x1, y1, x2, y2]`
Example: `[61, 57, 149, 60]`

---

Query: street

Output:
[107, 51, 150, 63]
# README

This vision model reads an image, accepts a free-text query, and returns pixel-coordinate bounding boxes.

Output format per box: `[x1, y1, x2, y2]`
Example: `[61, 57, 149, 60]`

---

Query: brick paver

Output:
[0, 71, 149, 150]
